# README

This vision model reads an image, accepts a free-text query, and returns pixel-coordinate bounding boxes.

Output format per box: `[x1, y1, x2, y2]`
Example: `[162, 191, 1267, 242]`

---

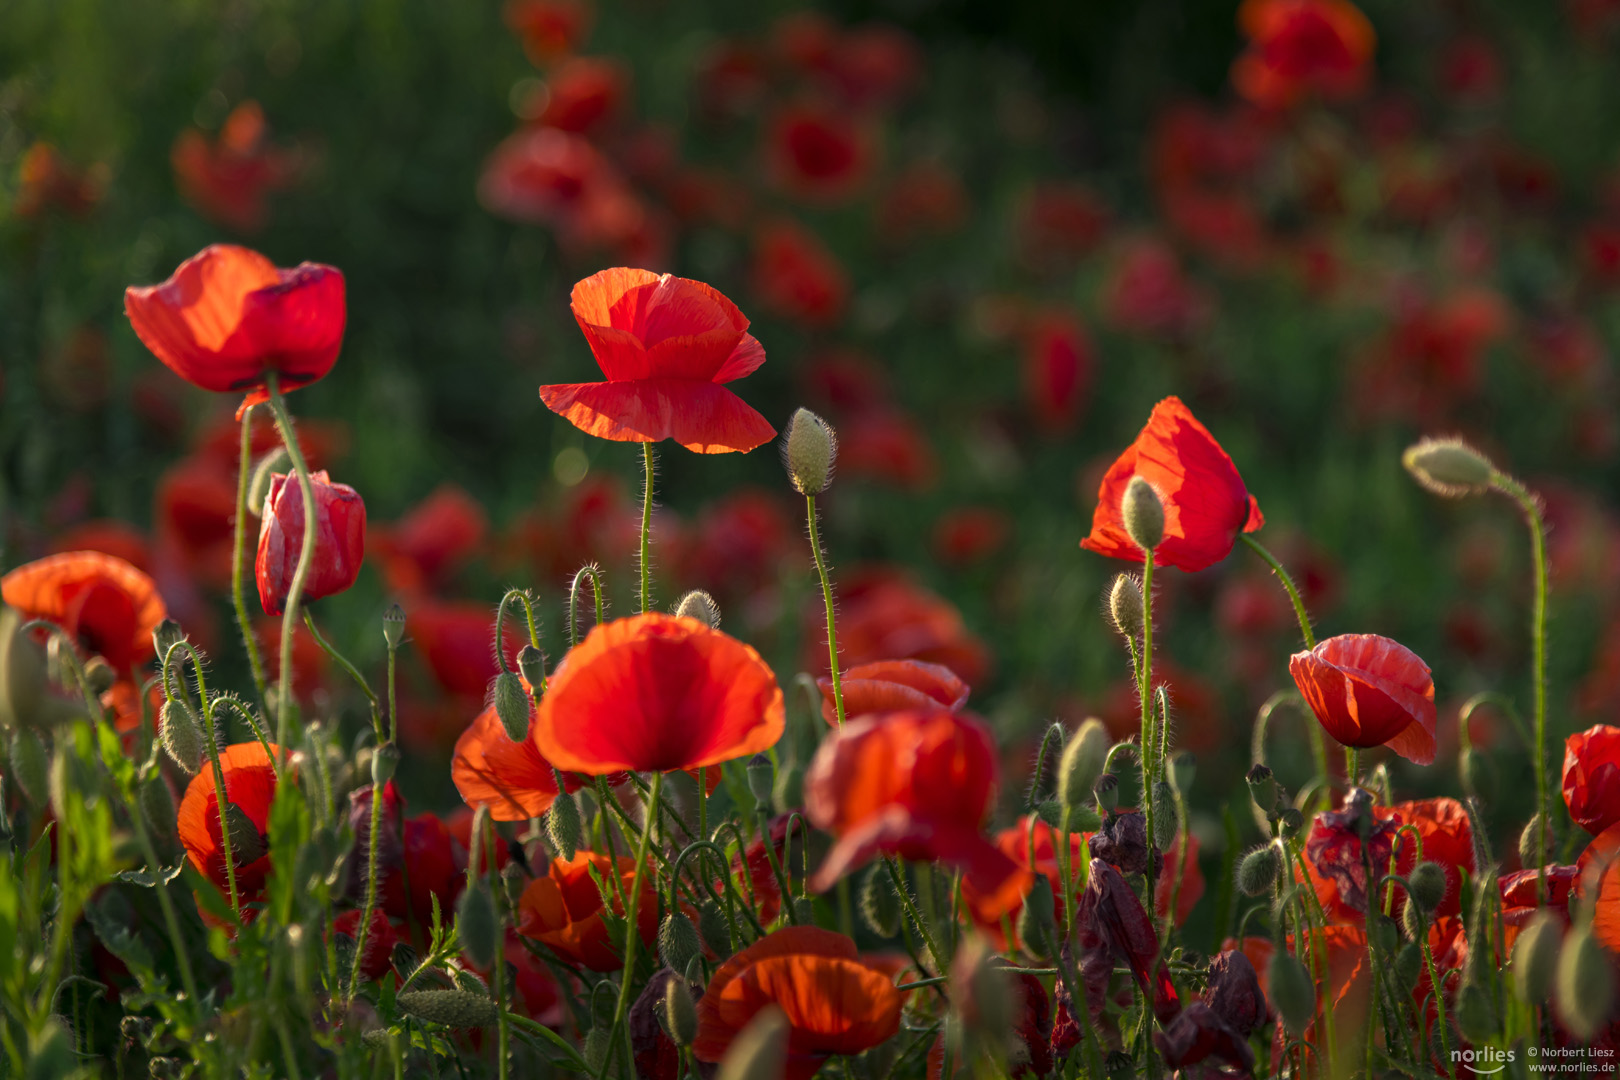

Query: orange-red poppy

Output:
[255, 470, 367, 616]
[1232, 0, 1376, 110]
[124, 244, 346, 415]
[1564, 724, 1620, 835]
[692, 926, 905, 1080]
[1499, 864, 1577, 949]
[370, 484, 488, 595]
[1290, 634, 1436, 764]
[516, 851, 657, 971]
[752, 218, 849, 329]
[47, 521, 151, 574]
[764, 101, 874, 204]
[538, 268, 776, 454]
[451, 699, 592, 821]
[1080, 396, 1263, 572]
[818, 659, 969, 725]
[171, 101, 301, 234]
[177, 742, 284, 901]
[804, 709, 1022, 915]
[1, 551, 166, 672]
[961, 815, 1087, 948]
[531, 612, 784, 775]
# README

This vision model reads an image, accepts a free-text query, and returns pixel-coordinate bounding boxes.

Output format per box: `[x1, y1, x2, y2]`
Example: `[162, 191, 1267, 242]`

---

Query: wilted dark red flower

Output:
[1304, 789, 1398, 914]
[516, 851, 656, 971]
[371, 484, 488, 595]
[804, 709, 1022, 916]
[1074, 859, 1181, 1027]
[1091, 810, 1153, 876]
[2, 551, 166, 672]
[752, 218, 849, 328]
[177, 742, 284, 901]
[1154, 1002, 1255, 1073]
[821, 569, 990, 687]
[764, 102, 874, 204]
[255, 470, 366, 616]
[1023, 309, 1093, 434]
[504, 0, 591, 62]
[333, 908, 399, 982]
[1565, 725, 1620, 835]
[693, 926, 906, 1080]
[1231, 0, 1376, 110]
[1290, 634, 1436, 764]
[171, 101, 301, 234]
[532, 612, 784, 774]
[1080, 396, 1264, 573]
[452, 698, 593, 821]
[819, 659, 969, 726]
[539, 268, 775, 454]
[125, 245, 346, 415]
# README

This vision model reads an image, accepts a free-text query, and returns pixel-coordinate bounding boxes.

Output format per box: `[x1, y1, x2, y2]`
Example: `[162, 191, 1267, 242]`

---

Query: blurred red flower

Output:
[1023, 309, 1093, 434]
[838, 409, 937, 489]
[14, 142, 103, 218]
[530, 56, 629, 133]
[532, 612, 784, 774]
[177, 742, 284, 902]
[752, 218, 849, 328]
[125, 244, 347, 416]
[332, 909, 398, 982]
[46, 521, 151, 576]
[517, 851, 656, 971]
[764, 101, 874, 204]
[254, 616, 329, 700]
[478, 128, 648, 254]
[2, 551, 166, 673]
[828, 24, 922, 110]
[961, 815, 1088, 948]
[370, 484, 488, 595]
[1015, 183, 1110, 273]
[171, 101, 301, 234]
[504, 0, 592, 64]
[153, 455, 238, 590]
[1231, 0, 1376, 110]
[539, 268, 776, 454]
[1290, 634, 1436, 764]
[451, 698, 593, 821]
[693, 926, 905, 1080]
[1074, 859, 1181, 1027]
[255, 470, 366, 616]
[819, 569, 990, 687]
[819, 659, 969, 726]
[1099, 239, 1210, 339]
[1080, 396, 1264, 573]
[932, 507, 1010, 566]
[876, 161, 968, 245]
[1565, 724, 1620, 835]
[408, 599, 521, 699]
[680, 489, 794, 602]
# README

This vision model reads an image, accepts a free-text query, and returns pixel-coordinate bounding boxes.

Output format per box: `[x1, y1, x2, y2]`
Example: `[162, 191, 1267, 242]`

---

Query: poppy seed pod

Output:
[1121, 476, 1165, 552]
[1513, 911, 1561, 1004]
[674, 589, 722, 629]
[1556, 923, 1616, 1041]
[456, 880, 500, 971]
[516, 645, 545, 691]
[492, 671, 530, 742]
[1107, 574, 1144, 641]
[8, 729, 48, 806]
[659, 912, 701, 975]
[546, 789, 581, 861]
[1402, 437, 1496, 498]
[1094, 773, 1120, 813]
[370, 742, 400, 786]
[1277, 807, 1305, 836]
[255, 470, 366, 617]
[1237, 844, 1281, 897]
[783, 408, 837, 495]
[1245, 764, 1278, 810]
[664, 977, 698, 1047]
[382, 604, 406, 649]
[1268, 952, 1316, 1036]
[1407, 861, 1448, 913]
[746, 753, 774, 803]
[715, 1006, 789, 1080]
[1057, 718, 1109, 812]
[860, 864, 902, 938]
[396, 989, 498, 1028]
[159, 698, 204, 775]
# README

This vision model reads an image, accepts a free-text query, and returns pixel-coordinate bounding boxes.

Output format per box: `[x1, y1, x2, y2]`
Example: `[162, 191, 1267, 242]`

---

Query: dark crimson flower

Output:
[818, 659, 969, 726]
[961, 815, 1088, 948]
[171, 101, 301, 234]
[1500, 864, 1578, 948]
[1304, 789, 1398, 914]
[125, 245, 346, 415]
[1290, 634, 1436, 764]
[752, 218, 849, 329]
[13, 142, 103, 218]
[1091, 811, 1153, 875]
[529, 56, 628, 133]
[1205, 948, 1269, 1035]
[692, 926, 905, 1080]
[1074, 859, 1181, 1027]
[1564, 724, 1620, 835]
[451, 697, 593, 821]
[1231, 0, 1376, 110]
[804, 710, 1022, 916]
[764, 101, 874, 204]
[504, 0, 591, 63]
[1080, 396, 1264, 573]
[1023, 309, 1093, 435]
[177, 742, 284, 901]
[818, 569, 990, 687]
[539, 268, 775, 454]
[2, 551, 166, 672]
[516, 851, 656, 971]
[633, 970, 704, 1080]
[531, 613, 784, 774]
[255, 470, 367, 616]
[1153, 1002, 1254, 1073]
[370, 484, 488, 595]
[333, 908, 398, 982]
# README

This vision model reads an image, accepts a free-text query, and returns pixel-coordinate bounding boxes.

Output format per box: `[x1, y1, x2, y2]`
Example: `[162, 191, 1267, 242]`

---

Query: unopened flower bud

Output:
[663, 977, 697, 1046]
[1367, 913, 1398, 955]
[860, 864, 901, 938]
[382, 604, 406, 649]
[1057, 719, 1109, 812]
[1107, 574, 1144, 641]
[1408, 861, 1447, 914]
[1238, 844, 1281, 897]
[371, 743, 400, 786]
[152, 620, 187, 666]
[716, 1005, 789, 1080]
[547, 787, 581, 862]
[1402, 437, 1496, 499]
[1518, 813, 1552, 869]
[583, 1026, 611, 1071]
[659, 912, 700, 974]
[140, 775, 176, 840]
[516, 645, 545, 691]
[674, 590, 721, 629]
[456, 880, 500, 971]
[782, 409, 837, 496]
[8, 729, 48, 806]
[158, 699, 204, 775]
[1394, 941, 1423, 991]
[1016, 876, 1057, 957]
[1455, 982, 1497, 1045]
[746, 754, 774, 804]
[492, 671, 529, 743]
[1556, 923, 1617, 1041]
[82, 656, 116, 696]
[1152, 782, 1177, 847]
[1401, 893, 1428, 940]
[1513, 911, 1561, 1004]
[396, 989, 498, 1028]
[1268, 952, 1316, 1036]
[1121, 476, 1165, 553]
[1171, 751, 1195, 793]
[1245, 764, 1277, 810]
[1094, 773, 1120, 814]
[698, 901, 732, 959]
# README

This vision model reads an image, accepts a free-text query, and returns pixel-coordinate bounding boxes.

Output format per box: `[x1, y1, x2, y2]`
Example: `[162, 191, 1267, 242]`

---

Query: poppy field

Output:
[8, 0, 1620, 1076]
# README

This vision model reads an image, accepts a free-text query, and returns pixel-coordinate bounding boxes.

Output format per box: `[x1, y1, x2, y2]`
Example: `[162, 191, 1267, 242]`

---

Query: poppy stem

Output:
[603, 769, 661, 1080]
[885, 856, 945, 973]
[264, 374, 320, 750]
[166, 639, 243, 920]
[639, 442, 656, 615]
[1240, 536, 1332, 796]
[1138, 549, 1161, 950]
[232, 405, 272, 710]
[805, 494, 845, 726]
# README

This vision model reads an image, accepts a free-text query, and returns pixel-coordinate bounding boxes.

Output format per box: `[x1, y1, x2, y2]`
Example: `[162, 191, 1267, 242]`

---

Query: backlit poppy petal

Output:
[177, 742, 285, 900]
[1, 551, 166, 672]
[1564, 724, 1620, 835]
[539, 379, 776, 454]
[452, 703, 581, 821]
[819, 658, 969, 725]
[1290, 634, 1436, 763]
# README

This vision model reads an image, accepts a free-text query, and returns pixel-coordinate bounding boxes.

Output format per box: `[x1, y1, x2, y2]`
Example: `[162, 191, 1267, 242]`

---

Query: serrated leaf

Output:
[114, 862, 184, 888]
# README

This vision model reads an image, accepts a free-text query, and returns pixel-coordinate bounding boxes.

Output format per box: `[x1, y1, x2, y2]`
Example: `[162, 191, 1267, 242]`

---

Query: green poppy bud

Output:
[1556, 923, 1616, 1041]
[382, 604, 406, 649]
[1107, 574, 1144, 642]
[1238, 844, 1281, 897]
[746, 754, 774, 804]
[1518, 813, 1551, 869]
[1121, 476, 1165, 553]
[783, 409, 837, 496]
[674, 590, 721, 629]
[1278, 807, 1305, 837]
[456, 880, 500, 972]
[223, 801, 268, 864]
[151, 619, 187, 668]
[1152, 782, 1177, 848]
[397, 989, 498, 1028]
[1513, 911, 1561, 1004]
[492, 671, 529, 743]
[1245, 764, 1278, 811]
[1394, 942, 1423, 991]
[1170, 751, 1195, 794]
[1367, 914, 1399, 956]
[140, 775, 176, 842]
[659, 911, 700, 974]
[716, 1006, 789, 1080]
[82, 656, 116, 696]
[547, 788, 581, 861]
[158, 698, 204, 775]
[698, 901, 732, 959]
[1408, 861, 1448, 914]
[1268, 951, 1316, 1036]
[1454, 982, 1497, 1045]
[1093, 773, 1119, 814]
[1402, 437, 1496, 499]
[1057, 718, 1109, 813]
[371, 742, 400, 786]
[583, 1026, 612, 1071]
[663, 977, 698, 1046]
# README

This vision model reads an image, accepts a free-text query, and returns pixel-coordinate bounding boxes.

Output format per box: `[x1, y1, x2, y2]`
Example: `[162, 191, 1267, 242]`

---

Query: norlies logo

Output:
[1454, 1048, 1517, 1075]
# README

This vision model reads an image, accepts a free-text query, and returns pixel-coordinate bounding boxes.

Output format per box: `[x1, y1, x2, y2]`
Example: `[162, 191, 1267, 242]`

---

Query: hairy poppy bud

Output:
[1513, 911, 1561, 1004]
[456, 880, 499, 971]
[1367, 914, 1399, 956]
[382, 604, 406, 649]
[1152, 782, 1177, 847]
[546, 789, 581, 862]
[1171, 751, 1195, 793]
[716, 1005, 789, 1080]
[1245, 764, 1277, 810]
[1518, 814, 1551, 869]
[746, 754, 774, 804]
[1459, 747, 1495, 803]
[371, 742, 400, 786]
[1394, 942, 1423, 991]
[1401, 893, 1427, 940]
[1107, 574, 1144, 641]
[1121, 476, 1165, 553]
[662, 976, 698, 1047]
[1408, 861, 1447, 914]
[516, 645, 545, 690]
[223, 801, 267, 864]
[1057, 718, 1109, 812]
[8, 729, 48, 806]
[1402, 437, 1496, 499]
[1268, 952, 1315, 1036]
[1557, 923, 1617, 1041]
[1455, 983, 1496, 1045]
[860, 864, 902, 938]
[159, 699, 204, 775]
[1094, 773, 1119, 813]
[583, 1026, 611, 1071]
[82, 656, 116, 696]
[1238, 844, 1281, 897]
[1016, 876, 1057, 957]
[674, 590, 721, 629]
[140, 775, 176, 841]
[492, 671, 529, 742]
[658, 912, 700, 974]
[396, 989, 498, 1028]
[782, 408, 837, 495]
[698, 901, 732, 959]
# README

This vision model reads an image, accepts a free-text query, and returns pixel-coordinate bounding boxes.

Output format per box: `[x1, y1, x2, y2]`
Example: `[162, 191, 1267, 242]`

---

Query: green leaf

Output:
[114, 862, 184, 888]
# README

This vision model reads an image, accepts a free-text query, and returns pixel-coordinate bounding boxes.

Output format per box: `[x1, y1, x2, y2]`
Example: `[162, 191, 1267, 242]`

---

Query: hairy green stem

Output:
[265, 375, 320, 750]
[1241, 535, 1332, 793]
[603, 771, 662, 1080]
[806, 494, 844, 725]
[639, 442, 656, 614]
[1493, 474, 1549, 901]
[232, 406, 271, 707]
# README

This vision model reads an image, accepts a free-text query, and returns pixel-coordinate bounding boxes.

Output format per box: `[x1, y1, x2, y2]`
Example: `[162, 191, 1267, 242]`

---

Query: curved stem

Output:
[639, 442, 656, 615]
[603, 770, 661, 1080]
[264, 374, 320, 750]
[1240, 534, 1317, 650]
[568, 565, 607, 648]
[232, 406, 271, 708]
[806, 494, 844, 726]
[1493, 474, 1549, 902]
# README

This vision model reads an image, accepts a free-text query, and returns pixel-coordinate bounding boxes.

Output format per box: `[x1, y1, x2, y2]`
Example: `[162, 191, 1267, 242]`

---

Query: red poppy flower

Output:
[516, 851, 657, 971]
[371, 484, 488, 595]
[1, 551, 166, 672]
[171, 101, 301, 234]
[693, 926, 905, 1080]
[818, 659, 969, 726]
[1565, 725, 1620, 835]
[1099, 240, 1210, 340]
[1303, 790, 1398, 916]
[961, 815, 1088, 948]
[1231, 0, 1376, 110]
[124, 244, 346, 415]
[504, 0, 592, 64]
[680, 489, 794, 601]
[1500, 865, 1578, 949]
[932, 507, 1010, 566]
[177, 742, 284, 900]
[752, 218, 849, 329]
[14, 142, 103, 219]
[816, 569, 990, 688]
[478, 128, 648, 255]
[408, 599, 516, 699]
[451, 699, 593, 821]
[875, 161, 967, 245]
[538, 268, 775, 455]
[827, 24, 922, 110]
[333, 908, 399, 982]
[804, 709, 1022, 916]
[1289, 634, 1437, 764]
[48, 521, 151, 574]
[1080, 396, 1263, 572]
[530, 56, 629, 133]
[838, 409, 938, 490]
[764, 102, 874, 204]
[154, 455, 239, 590]
[531, 612, 784, 774]
[255, 470, 367, 616]
[1023, 309, 1093, 435]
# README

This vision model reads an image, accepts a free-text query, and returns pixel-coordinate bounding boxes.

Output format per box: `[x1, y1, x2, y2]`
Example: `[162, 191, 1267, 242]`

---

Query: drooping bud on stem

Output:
[547, 779, 582, 861]
[1513, 911, 1560, 1004]
[1556, 922, 1616, 1041]
[1107, 574, 1144, 642]
[456, 879, 499, 971]
[492, 671, 529, 742]
[159, 698, 204, 775]
[663, 978, 697, 1047]
[1094, 773, 1120, 814]
[1407, 861, 1447, 914]
[1402, 437, 1496, 498]
[698, 901, 732, 959]
[746, 753, 773, 804]
[1121, 476, 1165, 552]
[1057, 718, 1109, 812]
[1238, 843, 1281, 897]
[860, 864, 902, 938]
[1152, 782, 1177, 847]
[1518, 813, 1551, 869]
[152, 619, 187, 665]
[1268, 952, 1316, 1036]
[658, 911, 700, 974]
[8, 729, 48, 806]
[1171, 751, 1196, 793]
[782, 409, 837, 496]
[223, 801, 267, 864]
[674, 590, 721, 629]
[82, 657, 115, 696]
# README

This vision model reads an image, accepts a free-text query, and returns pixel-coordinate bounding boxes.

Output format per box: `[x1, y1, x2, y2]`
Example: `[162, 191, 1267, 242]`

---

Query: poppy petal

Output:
[538, 379, 776, 453]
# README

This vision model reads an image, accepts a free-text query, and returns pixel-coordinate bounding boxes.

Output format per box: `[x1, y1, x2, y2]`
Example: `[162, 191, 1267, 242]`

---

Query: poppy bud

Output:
[1107, 574, 1144, 641]
[1407, 861, 1447, 914]
[1402, 437, 1496, 499]
[746, 754, 774, 804]
[1016, 876, 1057, 957]
[674, 590, 721, 629]
[1238, 844, 1281, 897]
[1455, 982, 1497, 1045]
[658, 912, 700, 974]
[512, 645, 545, 694]
[492, 671, 529, 742]
[501, 862, 525, 912]
[1518, 813, 1551, 869]
[547, 789, 581, 861]
[151, 619, 186, 666]
[1459, 747, 1495, 803]
[82, 656, 116, 696]
[1401, 894, 1427, 940]
[1394, 942, 1423, 991]
[396, 989, 498, 1028]
[255, 470, 367, 617]
[716, 1005, 789, 1080]
[1367, 914, 1399, 956]
[457, 880, 500, 971]
[859, 865, 902, 938]
[1278, 807, 1304, 836]
[1171, 751, 1195, 793]
[140, 775, 176, 842]
[1557, 923, 1617, 1041]
[663, 977, 697, 1047]
[698, 901, 732, 959]
[29, 1019, 75, 1079]
[1268, 951, 1315, 1036]
[782, 408, 837, 495]
[1057, 718, 1109, 812]
[159, 699, 204, 775]
[8, 729, 48, 806]
[1121, 476, 1165, 553]
[223, 801, 267, 864]
[1152, 782, 1177, 847]
[1245, 764, 1278, 810]
[371, 742, 400, 786]
[1513, 911, 1561, 1004]
[382, 604, 406, 649]
[1094, 773, 1120, 813]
